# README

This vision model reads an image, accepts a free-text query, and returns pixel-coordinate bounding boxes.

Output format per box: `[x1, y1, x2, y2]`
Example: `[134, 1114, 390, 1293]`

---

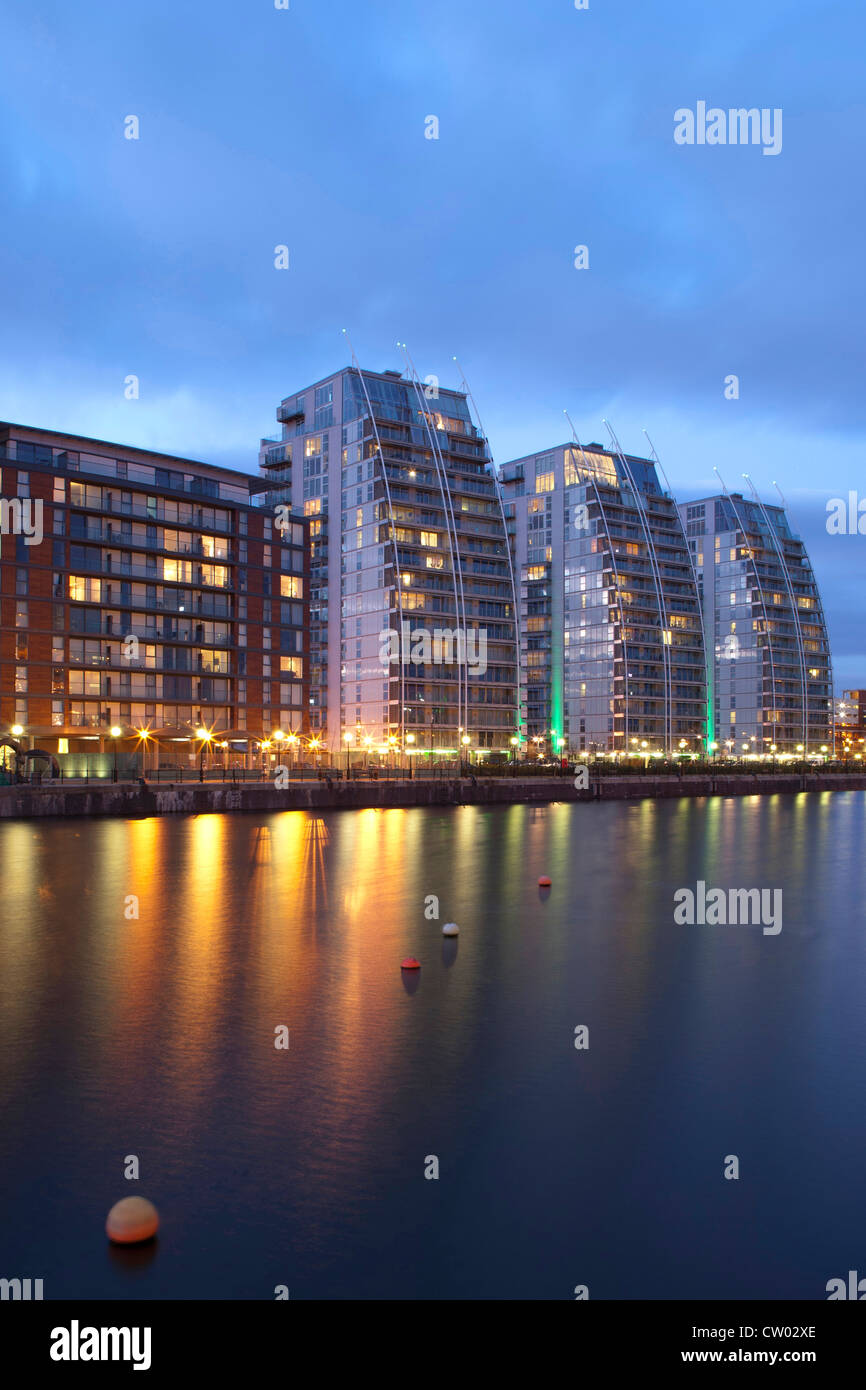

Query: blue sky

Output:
[1, 0, 864, 684]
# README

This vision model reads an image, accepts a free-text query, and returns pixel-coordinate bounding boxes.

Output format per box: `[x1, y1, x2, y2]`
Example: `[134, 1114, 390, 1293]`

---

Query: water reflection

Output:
[0, 793, 864, 1299]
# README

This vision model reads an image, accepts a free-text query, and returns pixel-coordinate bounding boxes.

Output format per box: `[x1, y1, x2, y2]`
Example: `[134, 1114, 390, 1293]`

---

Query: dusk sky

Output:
[2, 0, 864, 683]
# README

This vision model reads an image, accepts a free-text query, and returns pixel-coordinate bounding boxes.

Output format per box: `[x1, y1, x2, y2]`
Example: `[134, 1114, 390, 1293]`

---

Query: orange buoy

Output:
[401, 957, 421, 970]
[106, 1196, 159, 1245]
[538, 876, 552, 887]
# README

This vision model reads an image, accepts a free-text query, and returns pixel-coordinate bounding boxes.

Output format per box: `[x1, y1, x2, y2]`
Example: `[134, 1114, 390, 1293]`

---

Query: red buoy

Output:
[401, 957, 421, 969]
[538, 876, 552, 887]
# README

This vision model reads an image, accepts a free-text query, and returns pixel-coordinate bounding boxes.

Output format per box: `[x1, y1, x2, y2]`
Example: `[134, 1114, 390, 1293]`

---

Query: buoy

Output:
[538, 876, 552, 887]
[442, 922, 459, 936]
[106, 1196, 159, 1245]
[401, 957, 421, 970]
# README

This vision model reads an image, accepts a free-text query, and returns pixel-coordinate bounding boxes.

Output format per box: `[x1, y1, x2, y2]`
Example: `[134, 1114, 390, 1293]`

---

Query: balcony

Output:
[277, 400, 305, 424]
[69, 496, 234, 532]
[264, 445, 292, 467]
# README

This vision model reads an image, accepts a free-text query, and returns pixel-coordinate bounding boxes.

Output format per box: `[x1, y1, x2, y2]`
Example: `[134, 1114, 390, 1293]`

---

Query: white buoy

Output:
[442, 922, 459, 936]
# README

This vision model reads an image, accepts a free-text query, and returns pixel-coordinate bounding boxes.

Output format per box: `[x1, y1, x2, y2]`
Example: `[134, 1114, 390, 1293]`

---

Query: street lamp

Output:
[461, 733, 471, 776]
[10, 724, 24, 738]
[110, 725, 122, 782]
[344, 731, 353, 775]
[273, 729, 285, 774]
[135, 727, 151, 778]
[406, 732, 415, 780]
[196, 726, 212, 781]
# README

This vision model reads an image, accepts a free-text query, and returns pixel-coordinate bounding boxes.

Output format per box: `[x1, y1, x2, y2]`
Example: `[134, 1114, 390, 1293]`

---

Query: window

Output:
[314, 383, 334, 429]
[163, 558, 193, 584]
[535, 472, 554, 494]
[69, 576, 102, 602]
[280, 575, 303, 598]
[200, 563, 229, 588]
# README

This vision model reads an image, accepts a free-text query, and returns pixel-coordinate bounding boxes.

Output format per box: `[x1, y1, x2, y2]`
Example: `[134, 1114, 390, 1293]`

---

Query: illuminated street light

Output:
[196, 726, 213, 782]
[135, 727, 151, 778]
[110, 725, 122, 783]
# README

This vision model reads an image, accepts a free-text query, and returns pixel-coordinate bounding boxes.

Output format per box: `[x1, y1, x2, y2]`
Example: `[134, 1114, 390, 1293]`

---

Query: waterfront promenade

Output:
[1, 770, 865, 819]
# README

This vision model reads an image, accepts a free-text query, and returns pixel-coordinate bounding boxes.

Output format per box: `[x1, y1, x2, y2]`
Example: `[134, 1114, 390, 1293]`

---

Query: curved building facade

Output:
[258, 366, 519, 758]
[679, 492, 833, 754]
[501, 441, 707, 756]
